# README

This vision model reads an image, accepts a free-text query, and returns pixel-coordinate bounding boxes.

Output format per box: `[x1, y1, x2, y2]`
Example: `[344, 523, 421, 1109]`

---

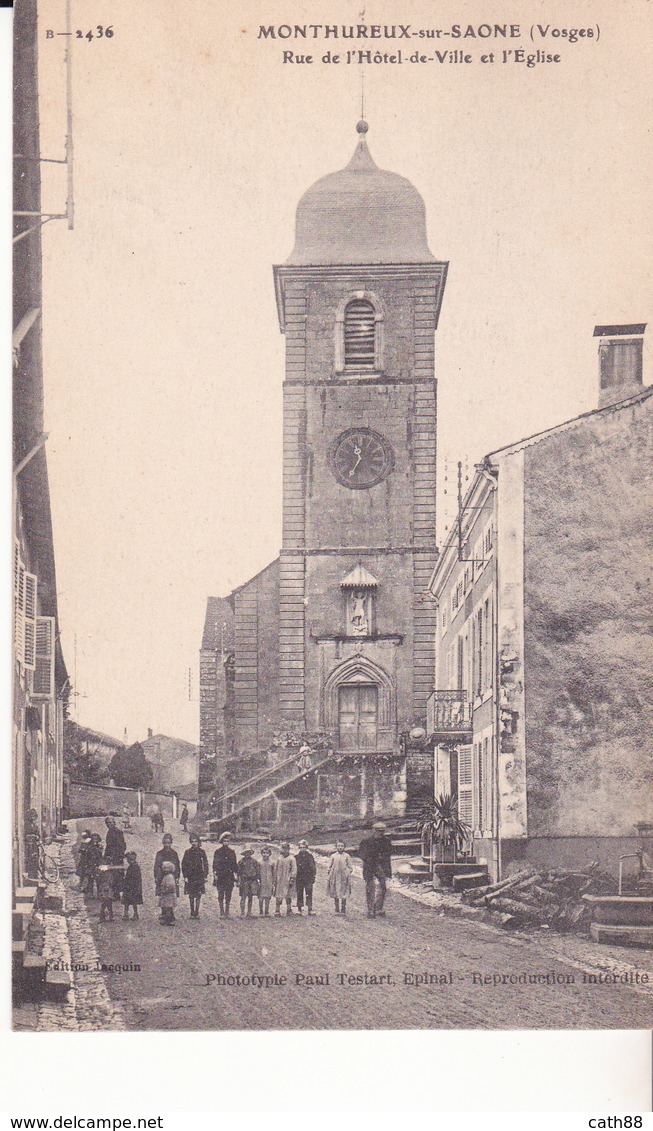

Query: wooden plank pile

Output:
[462, 863, 617, 932]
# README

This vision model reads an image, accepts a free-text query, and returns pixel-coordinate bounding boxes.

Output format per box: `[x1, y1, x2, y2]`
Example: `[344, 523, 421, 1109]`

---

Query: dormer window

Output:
[335, 291, 384, 374]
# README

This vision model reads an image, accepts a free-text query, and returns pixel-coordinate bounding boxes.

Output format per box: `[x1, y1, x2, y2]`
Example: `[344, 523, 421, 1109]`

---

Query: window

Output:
[483, 737, 490, 831]
[32, 616, 55, 699]
[24, 571, 37, 670]
[474, 537, 483, 572]
[483, 597, 492, 692]
[14, 546, 25, 663]
[475, 608, 483, 697]
[456, 636, 464, 691]
[344, 300, 375, 369]
[458, 745, 473, 827]
[335, 291, 384, 373]
[13, 540, 38, 670]
[476, 742, 484, 831]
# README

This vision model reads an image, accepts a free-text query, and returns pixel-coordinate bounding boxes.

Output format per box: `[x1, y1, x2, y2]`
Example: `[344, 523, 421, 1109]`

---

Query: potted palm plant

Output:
[419, 793, 471, 879]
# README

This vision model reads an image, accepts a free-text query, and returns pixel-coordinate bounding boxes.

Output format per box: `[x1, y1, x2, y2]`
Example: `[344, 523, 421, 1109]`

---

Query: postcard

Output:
[11, 0, 653, 1045]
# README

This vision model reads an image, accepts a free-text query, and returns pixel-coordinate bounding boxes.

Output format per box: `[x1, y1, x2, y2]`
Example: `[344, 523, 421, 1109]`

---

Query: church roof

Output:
[340, 562, 379, 588]
[286, 120, 435, 266]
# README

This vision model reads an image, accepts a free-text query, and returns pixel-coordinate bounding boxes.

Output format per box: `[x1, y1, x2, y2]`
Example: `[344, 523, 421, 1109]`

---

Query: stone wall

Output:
[68, 782, 175, 818]
[523, 393, 653, 837]
[233, 559, 280, 755]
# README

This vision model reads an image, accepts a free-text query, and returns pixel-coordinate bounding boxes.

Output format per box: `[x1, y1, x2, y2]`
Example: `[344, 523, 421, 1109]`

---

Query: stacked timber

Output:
[462, 863, 617, 932]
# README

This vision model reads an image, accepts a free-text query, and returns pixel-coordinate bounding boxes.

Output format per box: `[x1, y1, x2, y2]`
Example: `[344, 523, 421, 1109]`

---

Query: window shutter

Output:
[458, 744, 473, 826]
[33, 616, 55, 698]
[344, 300, 375, 369]
[14, 556, 25, 663]
[23, 572, 38, 670]
[13, 540, 20, 595]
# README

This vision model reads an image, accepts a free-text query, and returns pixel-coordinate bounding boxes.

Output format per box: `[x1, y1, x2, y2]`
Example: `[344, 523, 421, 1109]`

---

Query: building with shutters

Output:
[13, 0, 69, 887]
[201, 120, 448, 821]
[428, 325, 653, 880]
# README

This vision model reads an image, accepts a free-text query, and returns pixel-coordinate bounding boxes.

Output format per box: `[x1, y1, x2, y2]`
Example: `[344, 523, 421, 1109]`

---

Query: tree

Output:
[63, 720, 106, 783]
[107, 742, 153, 789]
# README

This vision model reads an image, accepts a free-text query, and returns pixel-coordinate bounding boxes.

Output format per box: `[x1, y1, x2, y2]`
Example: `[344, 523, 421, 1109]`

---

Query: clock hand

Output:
[349, 445, 362, 476]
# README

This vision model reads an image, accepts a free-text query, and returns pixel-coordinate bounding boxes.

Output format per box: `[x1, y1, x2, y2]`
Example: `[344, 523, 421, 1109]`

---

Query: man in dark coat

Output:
[295, 839, 317, 915]
[212, 830, 238, 917]
[179, 804, 189, 832]
[153, 833, 181, 896]
[104, 816, 127, 897]
[358, 821, 392, 919]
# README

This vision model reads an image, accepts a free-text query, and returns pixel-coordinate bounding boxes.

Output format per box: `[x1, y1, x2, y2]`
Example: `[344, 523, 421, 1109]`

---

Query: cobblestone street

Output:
[27, 819, 653, 1032]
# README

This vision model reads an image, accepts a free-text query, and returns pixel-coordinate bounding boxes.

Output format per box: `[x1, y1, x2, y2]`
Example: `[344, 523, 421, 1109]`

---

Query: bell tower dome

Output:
[287, 120, 435, 266]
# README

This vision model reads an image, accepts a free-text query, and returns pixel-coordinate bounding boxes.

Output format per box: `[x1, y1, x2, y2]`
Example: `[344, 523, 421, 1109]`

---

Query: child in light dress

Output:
[98, 865, 115, 921]
[326, 840, 353, 915]
[258, 845, 274, 917]
[159, 860, 178, 925]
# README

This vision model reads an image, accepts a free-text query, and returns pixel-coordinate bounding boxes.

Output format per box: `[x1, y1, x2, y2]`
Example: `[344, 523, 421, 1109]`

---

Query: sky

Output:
[33, 0, 653, 745]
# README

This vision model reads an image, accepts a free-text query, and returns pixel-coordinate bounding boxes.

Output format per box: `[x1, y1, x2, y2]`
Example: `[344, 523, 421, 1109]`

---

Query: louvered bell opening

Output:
[344, 300, 376, 369]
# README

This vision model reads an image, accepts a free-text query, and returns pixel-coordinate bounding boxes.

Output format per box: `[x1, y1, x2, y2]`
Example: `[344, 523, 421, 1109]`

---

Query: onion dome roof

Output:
[286, 120, 434, 266]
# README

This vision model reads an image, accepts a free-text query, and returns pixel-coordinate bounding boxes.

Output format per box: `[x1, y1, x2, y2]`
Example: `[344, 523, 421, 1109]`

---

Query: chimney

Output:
[148, 727, 153, 739]
[593, 324, 646, 409]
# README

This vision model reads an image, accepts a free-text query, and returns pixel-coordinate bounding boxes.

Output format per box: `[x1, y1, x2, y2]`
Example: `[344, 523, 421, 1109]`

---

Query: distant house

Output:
[428, 326, 653, 880]
[140, 730, 199, 796]
[64, 720, 126, 780]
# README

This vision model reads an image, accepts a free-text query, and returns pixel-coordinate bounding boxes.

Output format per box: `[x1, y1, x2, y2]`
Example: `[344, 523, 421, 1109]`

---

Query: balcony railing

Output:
[427, 690, 473, 743]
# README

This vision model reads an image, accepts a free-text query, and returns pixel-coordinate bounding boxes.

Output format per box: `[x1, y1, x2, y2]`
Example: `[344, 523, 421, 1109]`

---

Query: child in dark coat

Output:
[295, 839, 317, 915]
[122, 851, 143, 920]
[238, 846, 261, 918]
[98, 865, 115, 921]
[84, 834, 104, 896]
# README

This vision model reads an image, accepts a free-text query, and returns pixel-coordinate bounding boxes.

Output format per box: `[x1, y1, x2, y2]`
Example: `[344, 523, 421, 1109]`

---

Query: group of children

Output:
[212, 833, 319, 920]
[76, 825, 358, 925]
[76, 829, 144, 922]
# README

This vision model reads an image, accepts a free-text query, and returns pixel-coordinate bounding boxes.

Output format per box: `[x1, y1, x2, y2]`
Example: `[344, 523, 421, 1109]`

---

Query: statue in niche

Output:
[349, 589, 369, 636]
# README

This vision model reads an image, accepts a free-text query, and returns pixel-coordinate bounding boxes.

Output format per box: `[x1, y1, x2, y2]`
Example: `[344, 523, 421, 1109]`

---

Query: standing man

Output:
[179, 804, 189, 833]
[359, 821, 392, 919]
[212, 830, 238, 917]
[295, 839, 317, 915]
[104, 815, 127, 899]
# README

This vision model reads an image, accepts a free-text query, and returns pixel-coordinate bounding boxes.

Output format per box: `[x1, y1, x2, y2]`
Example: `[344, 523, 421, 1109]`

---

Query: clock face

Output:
[329, 428, 394, 490]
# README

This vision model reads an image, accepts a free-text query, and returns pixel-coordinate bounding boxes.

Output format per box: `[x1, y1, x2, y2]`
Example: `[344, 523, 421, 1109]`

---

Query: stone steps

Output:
[451, 870, 490, 893]
[589, 923, 653, 948]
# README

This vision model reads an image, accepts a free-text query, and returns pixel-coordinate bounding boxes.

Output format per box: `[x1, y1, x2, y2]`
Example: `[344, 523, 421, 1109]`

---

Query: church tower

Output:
[272, 121, 448, 817]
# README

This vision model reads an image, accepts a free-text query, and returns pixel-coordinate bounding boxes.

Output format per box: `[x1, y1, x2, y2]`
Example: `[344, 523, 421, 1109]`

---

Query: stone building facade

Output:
[201, 121, 448, 819]
[429, 326, 653, 879]
[13, 0, 68, 888]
